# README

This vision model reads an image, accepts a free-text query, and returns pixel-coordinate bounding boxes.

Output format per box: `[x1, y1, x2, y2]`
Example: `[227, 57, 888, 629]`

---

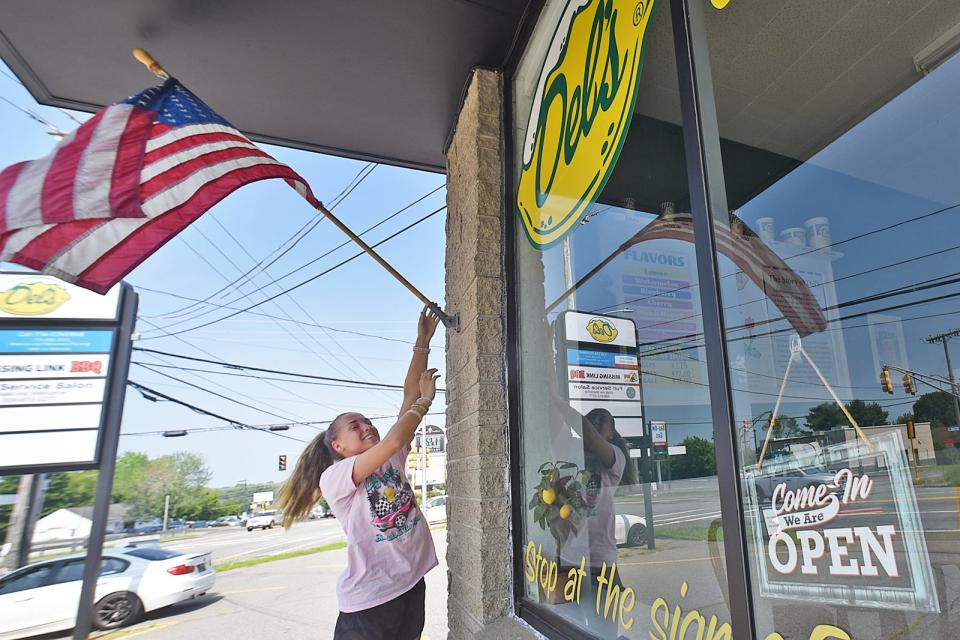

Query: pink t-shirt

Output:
[319, 446, 438, 613]
[585, 446, 626, 566]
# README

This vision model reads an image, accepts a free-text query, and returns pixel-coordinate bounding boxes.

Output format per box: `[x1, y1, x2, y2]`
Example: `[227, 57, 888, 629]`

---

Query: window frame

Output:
[501, 0, 755, 637]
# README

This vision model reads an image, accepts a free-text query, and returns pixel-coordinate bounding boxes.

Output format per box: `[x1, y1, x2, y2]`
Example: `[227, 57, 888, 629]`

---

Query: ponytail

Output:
[277, 422, 344, 529]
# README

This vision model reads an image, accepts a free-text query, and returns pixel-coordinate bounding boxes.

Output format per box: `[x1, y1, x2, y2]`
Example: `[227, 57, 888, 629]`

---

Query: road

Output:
[57, 530, 448, 640]
[134, 519, 348, 566]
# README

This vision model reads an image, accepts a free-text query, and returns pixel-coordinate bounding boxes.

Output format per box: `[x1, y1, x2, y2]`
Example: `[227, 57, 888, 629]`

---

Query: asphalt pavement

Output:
[143, 518, 348, 566]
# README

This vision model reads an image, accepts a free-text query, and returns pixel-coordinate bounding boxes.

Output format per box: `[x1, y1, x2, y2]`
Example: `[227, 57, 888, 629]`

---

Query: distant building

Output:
[33, 504, 131, 542]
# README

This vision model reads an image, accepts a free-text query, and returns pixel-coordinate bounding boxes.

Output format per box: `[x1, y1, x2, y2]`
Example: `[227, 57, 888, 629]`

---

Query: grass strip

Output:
[214, 541, 347, 572]
[654, 524, 724, 542]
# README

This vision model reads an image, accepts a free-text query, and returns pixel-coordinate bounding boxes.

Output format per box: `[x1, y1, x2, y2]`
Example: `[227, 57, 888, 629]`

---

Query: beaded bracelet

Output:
[406, 407, 426, 420]
[409, 402, 429, 415]
[414, 396, 433, 407]
[412, 346, 430, 353]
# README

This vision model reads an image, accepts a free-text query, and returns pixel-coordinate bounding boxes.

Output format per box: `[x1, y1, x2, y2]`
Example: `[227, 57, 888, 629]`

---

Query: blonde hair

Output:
[276, 417, 346, 528]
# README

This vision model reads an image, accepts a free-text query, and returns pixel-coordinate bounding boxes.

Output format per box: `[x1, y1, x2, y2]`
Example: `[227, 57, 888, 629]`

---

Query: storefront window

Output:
[706, 1, 960, 638]
[511, 1, 732, 636]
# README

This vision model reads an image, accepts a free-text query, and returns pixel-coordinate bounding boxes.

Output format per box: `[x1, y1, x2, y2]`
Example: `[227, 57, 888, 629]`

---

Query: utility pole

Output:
[420, 424, 428, 508]
[162, 495, 170, 532]
[925, 329, 960, 430]
[1, 475, 40, 572]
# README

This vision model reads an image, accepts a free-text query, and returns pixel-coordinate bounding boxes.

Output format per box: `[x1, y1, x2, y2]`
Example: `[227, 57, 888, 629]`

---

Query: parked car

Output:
[423, 495, 447, 524]
[212, 516, 241, 527]
[246, 510, 279, 531]
[188, 520, 210, 529]
[0, 547, 214, 639]
[310, 505, 334, 519]
[614, 513, 648, 548]
[751, 464, 840, 503]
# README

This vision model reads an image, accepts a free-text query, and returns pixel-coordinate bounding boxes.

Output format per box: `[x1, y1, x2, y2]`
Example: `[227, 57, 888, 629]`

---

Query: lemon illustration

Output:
[559, 504, 572, 520]
[541, 488, 556, 505]
[384, 487, 396, 501]
[579, 471, 591, 484]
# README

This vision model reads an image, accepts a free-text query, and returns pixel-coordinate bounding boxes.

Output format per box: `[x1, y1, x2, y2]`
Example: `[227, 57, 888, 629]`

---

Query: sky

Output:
[0, 61, 448, 487]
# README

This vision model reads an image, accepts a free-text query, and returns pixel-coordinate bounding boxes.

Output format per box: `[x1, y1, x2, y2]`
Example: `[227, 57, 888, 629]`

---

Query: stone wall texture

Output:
[444, 66, 543, 640]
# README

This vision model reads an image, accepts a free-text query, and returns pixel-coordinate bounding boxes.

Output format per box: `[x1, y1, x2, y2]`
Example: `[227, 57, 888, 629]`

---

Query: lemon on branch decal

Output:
[516, 0, 656, 249]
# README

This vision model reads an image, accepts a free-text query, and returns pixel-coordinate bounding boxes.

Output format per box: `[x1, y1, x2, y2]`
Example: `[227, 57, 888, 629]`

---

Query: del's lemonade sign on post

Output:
[516, 0, 657, 249]
[558, 310, 643, 437]
[0, 272, 135, 473]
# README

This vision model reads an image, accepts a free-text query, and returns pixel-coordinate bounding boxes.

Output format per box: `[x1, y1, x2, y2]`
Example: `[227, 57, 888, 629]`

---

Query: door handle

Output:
[14, 596, 32, 602]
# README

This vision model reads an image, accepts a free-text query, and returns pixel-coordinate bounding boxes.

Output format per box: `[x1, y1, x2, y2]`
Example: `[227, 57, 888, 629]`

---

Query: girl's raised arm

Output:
[353, 368, 440, 485]
[398, 306, 440, 418]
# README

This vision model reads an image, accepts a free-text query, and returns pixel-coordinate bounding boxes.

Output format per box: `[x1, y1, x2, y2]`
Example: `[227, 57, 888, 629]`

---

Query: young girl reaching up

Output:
[277, 306, 442, 640]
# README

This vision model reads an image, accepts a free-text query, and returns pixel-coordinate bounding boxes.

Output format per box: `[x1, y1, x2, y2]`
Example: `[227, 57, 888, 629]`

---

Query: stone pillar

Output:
[444, 66, 543, 640]
[443, 67, 510, 638]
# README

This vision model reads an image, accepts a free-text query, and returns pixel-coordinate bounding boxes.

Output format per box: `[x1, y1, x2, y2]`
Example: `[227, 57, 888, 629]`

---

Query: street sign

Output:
[556, 310, 644, 437]
[0, 273, 135, 474]
[650, 421, 669, 460]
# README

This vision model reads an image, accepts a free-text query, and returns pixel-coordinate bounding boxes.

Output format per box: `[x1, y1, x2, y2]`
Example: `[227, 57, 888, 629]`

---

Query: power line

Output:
[121, 411, 447, 437]
[132, 346, 447, 393]
[197, 215, 401, 405]
[133, 286, 414, 343]
[134, 362, 317, 426]
[141, 205, 445, 339]
[641, 290, 960, 359]
[130, 361, 419, 392]
[127, 380, 307, 442]
[180, 223, 399, 406]
[136, 316, 339, 414]
[613, 243, 960, 333]
[587, 201, 960, 316]
[143, 184, 445, 330]
[152, 163, 378, 319]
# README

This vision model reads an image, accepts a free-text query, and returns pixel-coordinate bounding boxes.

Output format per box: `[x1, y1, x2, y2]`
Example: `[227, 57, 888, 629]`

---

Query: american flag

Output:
[634, 212, 827, 337]
[0, 78, 319, 294]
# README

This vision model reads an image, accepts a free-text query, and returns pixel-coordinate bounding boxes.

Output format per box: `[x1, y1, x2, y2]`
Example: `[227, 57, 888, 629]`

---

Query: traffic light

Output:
[906, 420, 916, 440]
[880, 368, 894, 394]
[902, 373, 916, 395]
[278, 454, 287, 471]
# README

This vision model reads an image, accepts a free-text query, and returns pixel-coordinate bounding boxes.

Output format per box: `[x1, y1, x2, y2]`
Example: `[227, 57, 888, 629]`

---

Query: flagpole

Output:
[131, 49, 458, 331]
[314, 201, 457, 330]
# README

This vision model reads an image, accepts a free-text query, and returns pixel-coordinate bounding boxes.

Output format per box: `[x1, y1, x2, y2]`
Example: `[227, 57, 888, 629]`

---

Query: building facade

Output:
[443, 1, 960, 638]
[2, 1, 960, 638]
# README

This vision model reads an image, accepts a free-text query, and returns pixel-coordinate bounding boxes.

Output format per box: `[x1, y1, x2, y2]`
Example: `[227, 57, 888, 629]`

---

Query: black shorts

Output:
[334, 578, 426, 640]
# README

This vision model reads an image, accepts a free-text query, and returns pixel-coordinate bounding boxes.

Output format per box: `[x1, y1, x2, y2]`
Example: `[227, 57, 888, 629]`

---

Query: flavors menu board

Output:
[0, 329, 115, 469]
[557, 311, 644, 438]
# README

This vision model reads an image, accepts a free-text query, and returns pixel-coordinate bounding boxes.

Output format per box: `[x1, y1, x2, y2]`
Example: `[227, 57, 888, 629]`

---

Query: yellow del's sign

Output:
[586, 317, 619, 342]
[516, 0, 656, 249]
[0, 281, 72, 316]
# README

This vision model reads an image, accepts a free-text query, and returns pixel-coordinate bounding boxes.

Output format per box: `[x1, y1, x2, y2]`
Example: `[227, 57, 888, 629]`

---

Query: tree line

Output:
[0, 451, 270, 533]
[668, 391, 957, 479]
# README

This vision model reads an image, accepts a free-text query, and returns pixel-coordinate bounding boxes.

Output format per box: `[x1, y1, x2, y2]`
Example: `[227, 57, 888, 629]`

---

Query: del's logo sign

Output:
[585, 317, 618, 343]
[0, 282, 71, 316]
[516, 0, 656, 249]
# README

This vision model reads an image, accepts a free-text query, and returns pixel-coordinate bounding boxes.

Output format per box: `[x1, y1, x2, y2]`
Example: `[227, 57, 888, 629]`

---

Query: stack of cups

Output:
[805, 217, 831, 248]
[780, 227, 806, 247]
[756, 217, 775, 243]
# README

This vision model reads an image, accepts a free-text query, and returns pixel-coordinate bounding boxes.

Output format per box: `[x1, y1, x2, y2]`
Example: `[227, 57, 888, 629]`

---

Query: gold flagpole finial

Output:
[132, 48, 170, 80]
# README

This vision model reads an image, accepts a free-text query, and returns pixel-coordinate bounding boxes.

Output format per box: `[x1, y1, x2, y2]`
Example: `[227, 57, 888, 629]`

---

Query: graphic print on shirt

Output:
[364, 466, 421, 543]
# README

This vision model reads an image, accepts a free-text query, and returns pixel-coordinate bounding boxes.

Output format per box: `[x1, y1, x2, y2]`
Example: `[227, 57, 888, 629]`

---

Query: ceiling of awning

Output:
[0, 0, 529, 173]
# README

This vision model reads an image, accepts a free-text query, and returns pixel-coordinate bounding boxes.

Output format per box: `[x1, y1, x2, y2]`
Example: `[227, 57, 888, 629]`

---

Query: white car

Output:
[615, 513, 648, 547]
[423, 495, 447, 524]
[0, 546, 214, 639]
[246, 510, 279, 531]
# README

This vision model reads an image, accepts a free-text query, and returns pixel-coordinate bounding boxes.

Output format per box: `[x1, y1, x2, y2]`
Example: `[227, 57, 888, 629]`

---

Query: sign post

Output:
[0, 272, 137, 640]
